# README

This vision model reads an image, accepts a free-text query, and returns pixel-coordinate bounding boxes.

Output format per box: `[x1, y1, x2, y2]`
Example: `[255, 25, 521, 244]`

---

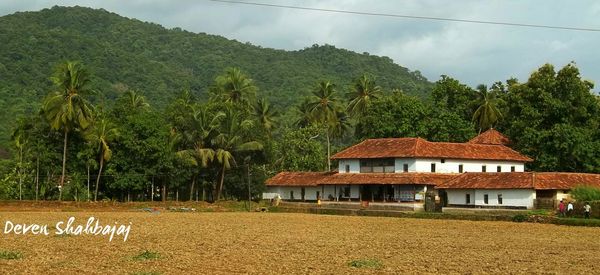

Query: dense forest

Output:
[0, 6, 431, 147]
[0, 6, 599, 202]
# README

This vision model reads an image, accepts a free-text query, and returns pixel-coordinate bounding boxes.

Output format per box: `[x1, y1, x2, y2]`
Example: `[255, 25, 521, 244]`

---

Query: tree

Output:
[42, 61, 94, 200]
[211, 68, 257, 109]
[431, 75, 477, 121]
[85, 119, 118, 201]
[355, 91, 475, 142]
[254, 98, 278, 138]
[307, 81, 338, 171]
[212, 106, 263, 200]
[472, 84, 503, 133]
[126, 90, 150, 110]
[11, 122, 29, 200]
[347, 74, 382, 117]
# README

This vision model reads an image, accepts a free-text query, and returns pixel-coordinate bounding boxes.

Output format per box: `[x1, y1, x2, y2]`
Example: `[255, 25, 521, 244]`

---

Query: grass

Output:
[348, 259, 383, 269]
[0, 250, 23, 260]
[132, 250, 160, 261]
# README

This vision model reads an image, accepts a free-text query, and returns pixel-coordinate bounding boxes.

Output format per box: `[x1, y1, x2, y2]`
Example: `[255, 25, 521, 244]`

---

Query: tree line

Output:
[2, 61, 599, 201]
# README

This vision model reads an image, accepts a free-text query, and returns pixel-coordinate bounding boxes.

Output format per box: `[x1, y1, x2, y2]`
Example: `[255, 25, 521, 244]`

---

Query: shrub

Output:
[571, 185, 600, 201]
[0, 250, 22, 260]
[348, 259, 383, 269]
[512, 214, 527, 222]
[133, 250, 160, 261]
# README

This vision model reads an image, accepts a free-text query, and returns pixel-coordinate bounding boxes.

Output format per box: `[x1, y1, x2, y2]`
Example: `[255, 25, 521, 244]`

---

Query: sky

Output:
[1, 0, 600, 88]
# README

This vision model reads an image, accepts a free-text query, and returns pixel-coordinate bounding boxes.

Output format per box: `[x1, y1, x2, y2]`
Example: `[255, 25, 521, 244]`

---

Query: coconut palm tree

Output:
[472, 84, 503, 133]
[126, 89, 150, 110]
[211, 68, 257, 108]
[43, 61, 94, 200]
[307, 81, 339, 171]
[254, 98, 278, 138]
[212, 107, 263, 200]
[11, 124, 29, 201]
[85, 119, 118, 201]
[294, 98, 317, 127]
[347, 74, 382, 117]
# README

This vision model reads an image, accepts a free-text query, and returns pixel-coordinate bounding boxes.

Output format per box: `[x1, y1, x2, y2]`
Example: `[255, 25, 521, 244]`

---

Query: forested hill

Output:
[0, 6, 431, 144]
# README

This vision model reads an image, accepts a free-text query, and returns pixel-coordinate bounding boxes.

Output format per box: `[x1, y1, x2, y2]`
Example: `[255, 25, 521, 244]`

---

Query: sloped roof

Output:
[265, 172, 334, 186]
[266, 172, 456, 186]
[331, 137, 532, 162]
[437, 172, 600, 190]
[468, 129, 511, 145]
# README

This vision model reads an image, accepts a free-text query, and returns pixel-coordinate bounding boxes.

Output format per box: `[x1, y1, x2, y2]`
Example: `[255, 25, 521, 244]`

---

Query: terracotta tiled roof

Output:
[437, 172, 534, 189]
[331, 137, 532, 162]
[319, 173, 456, 185]
[265, 172, 333, 186]
[468, 129, 511, 145]
[436, 172, 600, 190]
[534, 173, 600, 190]
[266, 172, 457, 186]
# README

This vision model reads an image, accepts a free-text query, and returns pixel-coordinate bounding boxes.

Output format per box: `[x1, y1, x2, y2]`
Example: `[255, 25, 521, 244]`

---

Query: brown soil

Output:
[0, 211, 598, 274]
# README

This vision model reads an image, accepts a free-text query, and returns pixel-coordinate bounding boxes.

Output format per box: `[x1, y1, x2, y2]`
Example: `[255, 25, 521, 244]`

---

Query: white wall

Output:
[394, 158, 417, 172]
[266, 185, 361, 201]
[446, 189, 476, 205]
[446, 189, 535, 209]
[338, 159, 360, 173]
[265, 186, 322, 200]
[414, 158, 525, 173]
[341, 158, 524, 174]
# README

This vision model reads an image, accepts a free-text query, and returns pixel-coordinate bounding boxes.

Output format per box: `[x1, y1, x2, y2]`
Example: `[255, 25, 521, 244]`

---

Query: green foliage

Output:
[355, 91, 475, 142]
[512, 214, 527, 222]
[132, 250, 160, 261]
[0, 250, 23, 260]
[273, 126, 326, 172]
[571, 186, 600, 202]
[501, 63, 600, 173]
[0, 6, 431, 147]
[348, 259, 383, 269]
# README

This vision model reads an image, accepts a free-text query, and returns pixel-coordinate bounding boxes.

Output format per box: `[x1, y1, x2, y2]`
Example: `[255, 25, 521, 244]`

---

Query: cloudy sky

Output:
[2, 0, 600, 88]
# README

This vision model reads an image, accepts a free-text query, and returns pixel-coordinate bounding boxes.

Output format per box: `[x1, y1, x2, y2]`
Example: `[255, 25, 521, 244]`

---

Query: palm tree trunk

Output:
[18, 147, 23, 201]
[35, 157, 39, 201]
[59, 130, 68, 201]
[94, 154, 104, 202]
[217, 164, 226, 201]
[189, 176, 195, 201]
[326, 130, 331, 171]
[87, 163, 90, 201]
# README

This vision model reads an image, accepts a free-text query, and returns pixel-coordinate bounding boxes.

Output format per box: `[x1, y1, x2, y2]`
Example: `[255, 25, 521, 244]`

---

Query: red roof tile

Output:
[437, 172, 600, 190]
[266, 172, 456, 186]
[468, 129, 511, 145]
[265, 172, 333, 186]
[331, 137, 532, 162]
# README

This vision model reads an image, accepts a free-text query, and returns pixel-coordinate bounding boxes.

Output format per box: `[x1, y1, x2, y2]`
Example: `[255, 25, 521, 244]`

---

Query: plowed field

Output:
[0, 211, 599, 274]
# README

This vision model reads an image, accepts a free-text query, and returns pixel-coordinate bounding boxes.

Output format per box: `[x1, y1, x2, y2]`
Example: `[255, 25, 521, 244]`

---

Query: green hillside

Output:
[0, 5, 432, 146]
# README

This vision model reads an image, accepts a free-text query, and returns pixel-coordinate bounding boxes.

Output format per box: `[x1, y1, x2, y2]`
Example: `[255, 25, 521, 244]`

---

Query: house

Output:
[265, 128, 600, 209]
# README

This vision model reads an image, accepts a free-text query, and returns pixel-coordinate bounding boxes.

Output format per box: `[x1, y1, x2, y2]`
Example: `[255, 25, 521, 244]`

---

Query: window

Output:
[441, 159, 446, 163]
[498, 194, 503, 205]
[466, 193, 471, 204]
[484, 194, 489, 204]
[360, 159, 394, 173]
[482, 165, 487, 172]
[345, 164, 350, 173]
[431, 163, 436, 172]
[301, 188, 305, 201]
[403, 163, 409, 172]
[458, 164, 464, 173]
[316, 191, 320, 200]
[497, 166, 502, 172]
[290, 191, 294, 200]
[343, 186, 351, 197]
[511, 166, 516, 172]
